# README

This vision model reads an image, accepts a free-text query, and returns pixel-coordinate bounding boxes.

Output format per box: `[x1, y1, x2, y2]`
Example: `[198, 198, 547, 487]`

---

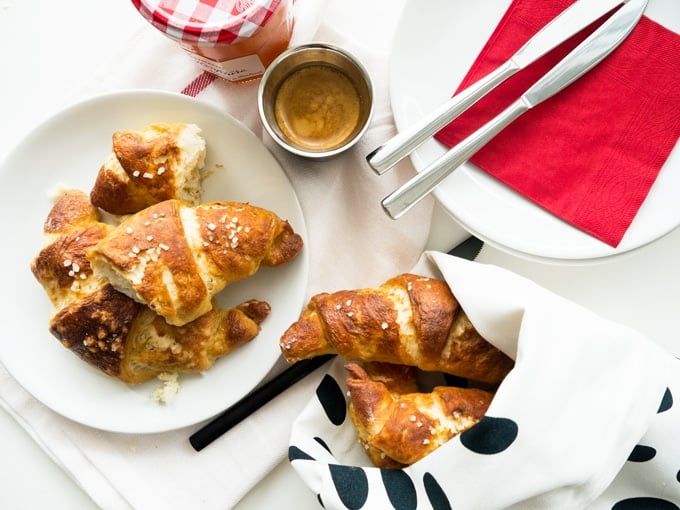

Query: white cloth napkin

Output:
[0, 1, 432, 508]
[290, 251, 680, 509]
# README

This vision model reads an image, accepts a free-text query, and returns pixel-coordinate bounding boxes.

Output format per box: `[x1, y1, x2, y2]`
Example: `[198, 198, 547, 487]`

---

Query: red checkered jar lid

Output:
[132, 0, 284, 46]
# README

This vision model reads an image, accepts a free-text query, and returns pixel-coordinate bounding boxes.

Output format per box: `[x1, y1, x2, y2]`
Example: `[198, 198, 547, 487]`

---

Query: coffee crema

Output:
[273, 65, 361, 151]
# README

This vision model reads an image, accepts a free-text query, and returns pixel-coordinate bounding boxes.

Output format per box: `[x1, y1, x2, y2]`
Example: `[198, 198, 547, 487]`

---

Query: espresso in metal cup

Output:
[258, 43, 374, 159]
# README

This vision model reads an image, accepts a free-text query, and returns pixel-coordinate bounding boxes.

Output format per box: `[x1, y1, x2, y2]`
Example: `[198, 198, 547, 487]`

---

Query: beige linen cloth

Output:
[0, 1, 433, 508]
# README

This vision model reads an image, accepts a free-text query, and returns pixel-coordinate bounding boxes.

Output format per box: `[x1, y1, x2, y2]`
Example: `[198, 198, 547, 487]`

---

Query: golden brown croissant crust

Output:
[117, 298, 269, 383]
[280, 273, 513, 383]
[31, 190, 270, 384]
[346, 362, 493, 468]
[88, 199, 303, 327]
[49, 284, 142, 378]
[90, 122, 206, 215]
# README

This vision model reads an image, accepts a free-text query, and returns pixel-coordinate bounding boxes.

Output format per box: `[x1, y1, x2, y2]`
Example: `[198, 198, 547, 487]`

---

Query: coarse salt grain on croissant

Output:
[346, 362, 493, 468]
[280, 273, 513, 383]
[30, 190, 270, 384]
[88, 198, 303, 327]
[90, 122, 206, 215]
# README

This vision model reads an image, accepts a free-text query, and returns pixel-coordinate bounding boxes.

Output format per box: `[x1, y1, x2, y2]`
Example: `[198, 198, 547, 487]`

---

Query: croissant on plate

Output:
[30, 190, 270, 384]
[88, 198, 303, 326]
[90, 122, 206, 215]
[280, 273, 513, 383]
[346, 362, 493, 468]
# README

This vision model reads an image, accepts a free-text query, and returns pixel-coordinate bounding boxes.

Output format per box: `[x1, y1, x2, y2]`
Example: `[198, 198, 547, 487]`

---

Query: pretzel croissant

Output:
[30, 190, 270, 384]
[88, 198, 303, 326]
[280, 274, 513, 383]
[346, 363, 493, 468]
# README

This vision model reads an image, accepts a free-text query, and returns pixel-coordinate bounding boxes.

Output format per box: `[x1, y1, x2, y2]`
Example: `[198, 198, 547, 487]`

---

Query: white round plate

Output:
[390, 0, 680, 263]
[0, 90, 308, 433]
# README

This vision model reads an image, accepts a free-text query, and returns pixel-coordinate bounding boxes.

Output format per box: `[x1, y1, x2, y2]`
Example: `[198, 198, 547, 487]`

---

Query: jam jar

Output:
[132, 0, 294, 82]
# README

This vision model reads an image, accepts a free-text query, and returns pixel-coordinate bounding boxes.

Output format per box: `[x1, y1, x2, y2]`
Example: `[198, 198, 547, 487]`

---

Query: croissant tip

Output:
[237, 299, 271, 324]
[264, 221, 303, 267]
[344, 363, 370, 384]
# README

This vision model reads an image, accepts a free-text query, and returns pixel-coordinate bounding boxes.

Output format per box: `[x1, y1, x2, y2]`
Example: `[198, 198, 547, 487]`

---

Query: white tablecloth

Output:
[2, 0, 680, 508]
[0, 0, 433, 508]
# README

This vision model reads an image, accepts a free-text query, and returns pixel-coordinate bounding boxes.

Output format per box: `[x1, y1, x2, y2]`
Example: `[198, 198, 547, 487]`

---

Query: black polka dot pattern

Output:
[329, 464, 368, 510]
[289, 367, 680, 508]
[290, 369, 524, 508]
[628, 444, 657, 463]
[314, 436, 332, 454]
[659, 387, 673, 413]
[612, 497, 679, 509]
[316, 374, 346, 426]
[608, 386, 680, 508]
[381, 469, 417, 510]
[423, 473, 452, 510]
[288, 445, 314, 462]
[460, 416, 518, 454]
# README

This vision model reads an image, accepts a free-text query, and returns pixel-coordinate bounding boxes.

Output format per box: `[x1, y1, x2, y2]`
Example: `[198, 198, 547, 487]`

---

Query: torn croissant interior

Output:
[90, 122, 206, 215]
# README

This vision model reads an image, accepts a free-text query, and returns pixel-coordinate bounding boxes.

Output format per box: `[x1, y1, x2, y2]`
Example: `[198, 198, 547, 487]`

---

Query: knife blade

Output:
[382, 0, 647, 220]
[366, 0, 628, 175]
[447, 235, 484, 261]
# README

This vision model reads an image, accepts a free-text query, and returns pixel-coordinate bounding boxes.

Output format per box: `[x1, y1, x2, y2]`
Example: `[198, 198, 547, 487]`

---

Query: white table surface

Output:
[2, 0, 679, 509]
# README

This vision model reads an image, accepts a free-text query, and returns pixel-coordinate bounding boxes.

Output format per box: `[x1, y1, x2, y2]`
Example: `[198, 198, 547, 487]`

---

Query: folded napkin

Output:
[434, 0, 680, 247]
[289, 251, 680, 509]
[0, 1, 433, 509]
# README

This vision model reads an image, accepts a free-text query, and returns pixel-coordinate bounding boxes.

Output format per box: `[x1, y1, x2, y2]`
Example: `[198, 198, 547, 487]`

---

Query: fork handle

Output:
[382, 97, 529, 219]
[366, 59, 518, 175]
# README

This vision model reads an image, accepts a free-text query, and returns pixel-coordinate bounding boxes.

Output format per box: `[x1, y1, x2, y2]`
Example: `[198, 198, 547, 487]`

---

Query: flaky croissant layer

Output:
[88, 199, 303, 326]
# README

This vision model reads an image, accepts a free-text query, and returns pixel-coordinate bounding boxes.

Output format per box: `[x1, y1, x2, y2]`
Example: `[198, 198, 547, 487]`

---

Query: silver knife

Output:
[367, 0, 628, 175]
[382, 0, 647, 220]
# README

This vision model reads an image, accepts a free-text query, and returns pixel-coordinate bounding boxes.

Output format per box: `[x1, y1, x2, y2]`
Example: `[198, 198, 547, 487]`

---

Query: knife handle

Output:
[382, 98, 529, 220]
[189, 354, 335, 451]
[366, 60, 518, 175]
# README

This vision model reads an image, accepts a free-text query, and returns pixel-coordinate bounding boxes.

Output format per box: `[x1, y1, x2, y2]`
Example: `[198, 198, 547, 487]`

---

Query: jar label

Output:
[186, 51, 266, 82]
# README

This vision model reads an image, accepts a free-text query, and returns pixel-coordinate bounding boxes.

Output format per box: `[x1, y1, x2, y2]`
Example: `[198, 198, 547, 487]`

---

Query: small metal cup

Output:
[258, 43, 374, 159]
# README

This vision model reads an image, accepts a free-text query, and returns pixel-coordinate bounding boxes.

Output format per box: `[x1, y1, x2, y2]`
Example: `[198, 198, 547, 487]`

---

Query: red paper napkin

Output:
[434, 0, 680, 247]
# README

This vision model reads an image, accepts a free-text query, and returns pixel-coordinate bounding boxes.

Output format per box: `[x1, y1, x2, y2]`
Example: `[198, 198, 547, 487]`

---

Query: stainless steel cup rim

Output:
[258, 42, 374, 160]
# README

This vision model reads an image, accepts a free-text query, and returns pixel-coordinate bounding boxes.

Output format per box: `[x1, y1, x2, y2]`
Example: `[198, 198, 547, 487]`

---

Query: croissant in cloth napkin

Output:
[346, 362, 494, 468]
[30, 190, 270, 384]
[88, 198, 303, 326]
[90, 122, 206, 215]
[280, 273, 514, 383]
